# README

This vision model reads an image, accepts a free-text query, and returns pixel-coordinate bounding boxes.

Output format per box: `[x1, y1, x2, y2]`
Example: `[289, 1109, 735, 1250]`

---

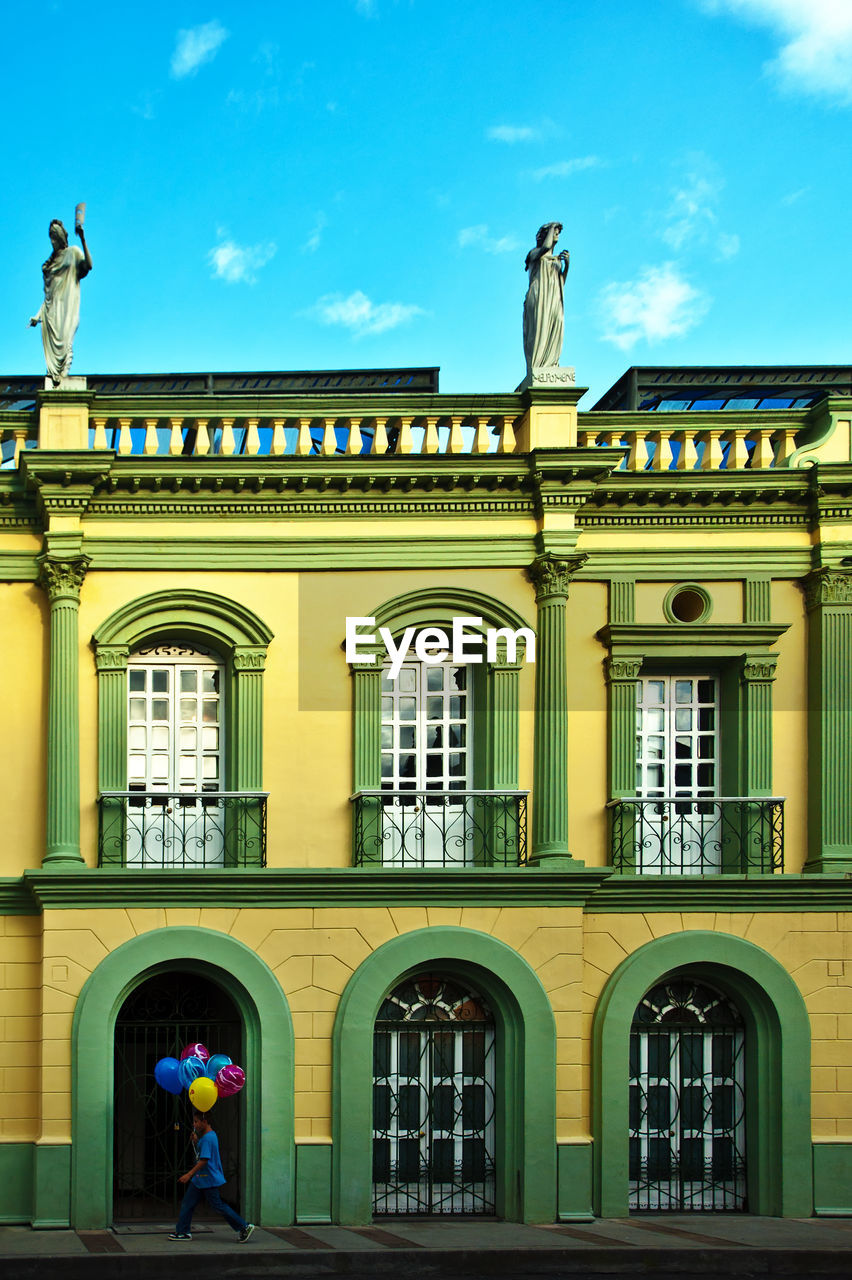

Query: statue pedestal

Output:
[43, 376, 88, 392]
[515, 366, 576, 393]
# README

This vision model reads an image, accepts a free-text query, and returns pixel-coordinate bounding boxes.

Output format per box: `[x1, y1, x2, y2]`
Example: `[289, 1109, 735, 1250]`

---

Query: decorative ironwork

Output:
[630, 978, 746, 1212]
[114, 972, 242, 1221]
[373, 974, 496, 1216]
[351, 790, 527, 867]
[608, 797, 784, 874]
[98, 792, 267, 868]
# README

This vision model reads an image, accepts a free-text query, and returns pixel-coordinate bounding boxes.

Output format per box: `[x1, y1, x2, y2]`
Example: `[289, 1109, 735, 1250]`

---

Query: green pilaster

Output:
[350, 647, 383, 864]
[605, 655, 642, 798]
[609, 578, 636, 624]
[739, 655, 777, 795]
[232, 648, 266, 790]
[804, 569, 852, 872]
[94, 646, 129, 790]
[744, 576, 772, 623]
[484, 649, 522, 790]
[38, 553, 90, 866]
[527, 554, 586, 865]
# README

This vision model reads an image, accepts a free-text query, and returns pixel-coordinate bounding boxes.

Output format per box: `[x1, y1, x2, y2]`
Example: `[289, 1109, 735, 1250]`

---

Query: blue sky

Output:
[3, 1, 851, 401]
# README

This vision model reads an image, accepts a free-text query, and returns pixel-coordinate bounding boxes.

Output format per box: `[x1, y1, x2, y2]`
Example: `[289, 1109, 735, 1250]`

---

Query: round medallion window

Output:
[663, 584, 712, 624]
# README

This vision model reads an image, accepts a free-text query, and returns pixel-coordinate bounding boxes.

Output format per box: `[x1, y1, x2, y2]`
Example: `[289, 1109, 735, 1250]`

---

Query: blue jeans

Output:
[175, 1182, 247, 1235]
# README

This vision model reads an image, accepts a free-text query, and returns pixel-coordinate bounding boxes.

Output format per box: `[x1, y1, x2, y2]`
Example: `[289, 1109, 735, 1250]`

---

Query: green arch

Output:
[371, 586, 532, 637]
[71, 926, 294, 1229]
[332, 926, 556, 1224]
[92, 588, 273, 653]
[592, 930, 812, 1218]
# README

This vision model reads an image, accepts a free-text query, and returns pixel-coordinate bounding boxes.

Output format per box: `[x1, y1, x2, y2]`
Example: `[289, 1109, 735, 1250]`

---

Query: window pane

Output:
[179, 756, 196, 779]
[449, 724, 466, 748]
[151, 669, 169, 693]
[202, 756, 218, 779]
[451, 668, 466, 691]
[180, 728, 197, 751]
[128, 756, 146, 779]
[381, 696, 392, 719]
[399, 698, 416, 721]
[202, 726, 218, 750]
[202, 700, 218, 723]
[449, 697, 464, 719]
[128, 670, 146, 692]
[129, 698, 146, 721]
[151, 755, 169, 779]
[426, 666, 444, 691]
[128, 726, 147, 750]
[180, 698, 196, 721]
[381, 726, 393, 749]
[180, 670, 197, 693]
[398, 668, 416, 693]
[399, 726, 416, 749]
[202, 669, 219, 693]
[152, 726, 169, 750]
[426, 697, 443, 721]
[675, 681, 692, 703]
[675, 708, 692, 731]
[426, 726, 443, 749]
[152, 700, 169, 721]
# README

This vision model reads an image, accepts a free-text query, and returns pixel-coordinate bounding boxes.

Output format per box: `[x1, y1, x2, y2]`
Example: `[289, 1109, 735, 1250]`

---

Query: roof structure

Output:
[592, 365, 852, 412]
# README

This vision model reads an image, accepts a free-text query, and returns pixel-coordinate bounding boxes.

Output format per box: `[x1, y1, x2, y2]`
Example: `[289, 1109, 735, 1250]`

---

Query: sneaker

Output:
[238, 1224, 255, 1243]
[168, 1232, 192, 1240]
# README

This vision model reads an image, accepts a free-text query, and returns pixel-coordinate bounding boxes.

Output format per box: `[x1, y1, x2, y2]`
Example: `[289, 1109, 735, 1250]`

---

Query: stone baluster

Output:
[448, 416, 465, 454]
[271, 419, 286, 455]
[701, 428, 725, 469]
[749, 429, 773, 469]
[624, 433, 642, 471]
[143, 418, 159, 456]
[92, 417, 109, 450]
[422, 416, 440, 454]
[396, 417, 414, 454]
[220, 418, 235, 456]
[246, 418, 260, 456]
[346, 418, 363, 456]
[195, 419, 210, 456]
[673, 430, 700, 471]
[168, 418, 183, 456]
[320, 418, 337, 456]
[726, 428, 750, 470]
[371, 418, 389, 455]
[295, 418, 313, 456]
[472, 416, 491, 454]
[498, 414, 517, 454]
[117, 418, 132, 455]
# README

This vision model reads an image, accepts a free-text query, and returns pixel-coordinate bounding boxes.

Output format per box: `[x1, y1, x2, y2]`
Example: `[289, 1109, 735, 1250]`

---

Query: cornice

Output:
[598, 622, 790, 651]
[584, 873, 852, 912]
[19, 866, 613, 910]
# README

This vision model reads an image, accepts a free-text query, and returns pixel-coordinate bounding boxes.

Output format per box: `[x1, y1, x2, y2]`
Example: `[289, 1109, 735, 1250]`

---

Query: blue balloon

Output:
[154, 1057, 183, 1095]
[205, 1053, 233, 1080]
[178, 1055, 206, 1089]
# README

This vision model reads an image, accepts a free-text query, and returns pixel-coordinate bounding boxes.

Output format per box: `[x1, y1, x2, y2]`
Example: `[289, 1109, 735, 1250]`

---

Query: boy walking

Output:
[169, 1111, 255, 1242]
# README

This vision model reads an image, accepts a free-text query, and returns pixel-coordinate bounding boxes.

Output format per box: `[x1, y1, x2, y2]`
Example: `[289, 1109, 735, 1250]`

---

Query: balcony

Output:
[351, 790, 528, 867]
[608, 796, 784, 875]
[98, 792, 267, 868]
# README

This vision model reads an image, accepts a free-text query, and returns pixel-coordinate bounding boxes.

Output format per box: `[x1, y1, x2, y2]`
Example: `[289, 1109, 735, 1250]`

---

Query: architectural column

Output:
[94, 645, 129, 790]
[349, 647, 384, 864]
[605, 655, 643, 798]
[526, 554, 586, 865]
[232, 648, 267, 791]
[38, 553, 90, 865]
[739, 655, 777, 796]
[803, 569, 852, 872]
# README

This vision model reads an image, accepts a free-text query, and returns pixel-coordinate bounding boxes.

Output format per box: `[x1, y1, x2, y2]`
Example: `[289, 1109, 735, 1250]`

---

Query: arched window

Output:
[373, 973, 496, 1215]
[629, 977, 746, 1211]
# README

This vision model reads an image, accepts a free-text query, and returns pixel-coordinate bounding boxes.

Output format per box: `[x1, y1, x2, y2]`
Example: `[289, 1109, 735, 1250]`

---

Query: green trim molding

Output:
[557, 1142, 594, 1221]
[803, 569, 852, 872]
[813, 1142, 852, 1216]
[91, 588, 272, 801]
[295, 1143, 333, 1224]
[592, 930, 812, 1218]
[71, 926, 294, 1229]
[332, 926, 557, 1224]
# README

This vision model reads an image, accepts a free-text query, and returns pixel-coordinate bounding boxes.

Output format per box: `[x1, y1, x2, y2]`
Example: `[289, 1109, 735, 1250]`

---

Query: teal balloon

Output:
[154, 1057, 183, 1095]
[205, 1053, 233, 1079]
[178, 1055, 206, 1089]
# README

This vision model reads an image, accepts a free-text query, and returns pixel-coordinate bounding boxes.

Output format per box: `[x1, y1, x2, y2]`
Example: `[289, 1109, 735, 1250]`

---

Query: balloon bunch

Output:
[154, 1042, 246, 1111]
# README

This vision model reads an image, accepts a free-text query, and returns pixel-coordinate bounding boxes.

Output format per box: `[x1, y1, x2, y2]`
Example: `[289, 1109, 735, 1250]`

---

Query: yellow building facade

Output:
[1, 364, 851, 1227]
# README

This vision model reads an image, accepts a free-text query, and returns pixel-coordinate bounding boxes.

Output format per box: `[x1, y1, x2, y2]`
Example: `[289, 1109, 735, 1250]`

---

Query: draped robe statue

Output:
[29, 218, 92, 386]
[523, 222, 569, 377]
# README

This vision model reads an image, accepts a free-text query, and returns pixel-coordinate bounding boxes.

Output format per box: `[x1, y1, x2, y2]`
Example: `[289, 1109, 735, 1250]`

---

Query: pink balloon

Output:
[180, 1042, 209, 1063]
[216, 1064, 245, 1097]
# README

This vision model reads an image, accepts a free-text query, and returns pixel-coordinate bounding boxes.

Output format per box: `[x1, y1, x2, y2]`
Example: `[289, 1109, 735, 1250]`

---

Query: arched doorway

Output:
[113, 970, 242, 1221]
[629, 977, 746, 1211]
[373, 973, 496, 1215]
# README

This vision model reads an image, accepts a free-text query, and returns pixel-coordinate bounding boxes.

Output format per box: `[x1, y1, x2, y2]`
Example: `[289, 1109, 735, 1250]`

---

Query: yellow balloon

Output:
[189, 1076, 218, 1111]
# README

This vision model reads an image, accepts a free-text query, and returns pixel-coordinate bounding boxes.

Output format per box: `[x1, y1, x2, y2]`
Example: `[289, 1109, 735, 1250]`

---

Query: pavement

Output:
[1, 1215, 851, 1279]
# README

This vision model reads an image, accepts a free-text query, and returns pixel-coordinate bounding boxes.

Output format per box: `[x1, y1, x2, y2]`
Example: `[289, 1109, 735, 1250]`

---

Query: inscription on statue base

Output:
[43, 376, 88, 392]
[515, 366, 576, 393]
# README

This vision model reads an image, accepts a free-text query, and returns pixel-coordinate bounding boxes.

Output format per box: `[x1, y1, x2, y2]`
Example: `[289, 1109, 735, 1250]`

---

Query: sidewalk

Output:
[1, 1216, 850, 1279]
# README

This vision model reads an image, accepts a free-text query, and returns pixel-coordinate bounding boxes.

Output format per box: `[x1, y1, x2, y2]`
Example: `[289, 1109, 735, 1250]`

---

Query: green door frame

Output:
[332, 926, 557, 1224]
[591, 930, 812, 1217]
[71, 926, 294, 1229]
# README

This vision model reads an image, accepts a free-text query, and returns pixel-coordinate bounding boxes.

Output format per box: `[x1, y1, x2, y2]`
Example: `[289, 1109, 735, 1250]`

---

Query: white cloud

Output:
[457, 225, 520, 255]
[303, 212, 327, 253]
[599, 264, 710, 351]
[700, 1, 852, 104]
[716, 232, 741, 260]
[781, 186, 809, 205]
[487, 124, 537, 143]
[313, 290, 424, 336]
[662, 169, 720, 250]
[171, 20, 229, 78]
[531, 156, 601, 180]
[208, 237, 276, 284]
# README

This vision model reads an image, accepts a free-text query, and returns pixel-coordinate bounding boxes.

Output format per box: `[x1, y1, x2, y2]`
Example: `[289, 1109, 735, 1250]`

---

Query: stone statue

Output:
[29, 212, 92, 387]
[523, 221, 569, 377]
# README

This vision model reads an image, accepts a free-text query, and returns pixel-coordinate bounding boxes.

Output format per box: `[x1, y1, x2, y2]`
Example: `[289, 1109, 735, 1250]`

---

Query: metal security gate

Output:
[113, 972, 242, 1221]
[629, 978, 746, 1211]
[373, 974, 495, 1215]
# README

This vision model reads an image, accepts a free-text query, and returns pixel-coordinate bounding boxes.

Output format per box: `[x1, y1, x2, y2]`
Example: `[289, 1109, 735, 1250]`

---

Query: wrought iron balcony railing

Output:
[98, 791, 267, 868]
[608, 796, 784, 875]
[351, 790, 528, 868]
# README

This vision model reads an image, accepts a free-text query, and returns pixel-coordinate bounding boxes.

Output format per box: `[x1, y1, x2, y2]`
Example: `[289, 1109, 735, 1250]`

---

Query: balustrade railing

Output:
[578, 424, 799, 470]
[0, 423, 36, 469]
[608, 796, 784, 874]
[98, 791, 267, 868]
[351, 790, 527, 867]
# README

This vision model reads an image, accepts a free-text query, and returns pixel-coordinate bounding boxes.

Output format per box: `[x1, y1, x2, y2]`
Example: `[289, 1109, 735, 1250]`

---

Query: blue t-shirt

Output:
[192, 1129, 226, 1188]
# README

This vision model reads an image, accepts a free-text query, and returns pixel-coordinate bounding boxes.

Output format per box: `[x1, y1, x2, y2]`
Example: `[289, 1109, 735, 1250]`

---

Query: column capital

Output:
[37, 553, 91, 603]
[232, 647, 267, 672]
[347, 645, 386, 674]
[740, 654, 778, 683]
[527, 553, 587, 604]
[802, 568, 852, 612]
[93, 644, 129, 672]
[605, 654, 643, 683]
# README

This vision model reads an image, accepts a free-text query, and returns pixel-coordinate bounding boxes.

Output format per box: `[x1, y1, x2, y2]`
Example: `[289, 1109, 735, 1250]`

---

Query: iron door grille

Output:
[629, 978, 746, 1211]
[373, 974, 496, 1215]
[113, 975, 241, 1221]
